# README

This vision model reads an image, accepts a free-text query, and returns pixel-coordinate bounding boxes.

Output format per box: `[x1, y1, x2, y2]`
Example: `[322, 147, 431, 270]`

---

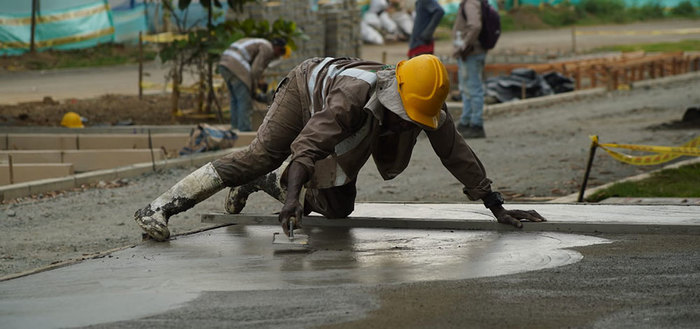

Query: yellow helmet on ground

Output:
[395, 54, 450, 129]
[60, 112, 84, 128]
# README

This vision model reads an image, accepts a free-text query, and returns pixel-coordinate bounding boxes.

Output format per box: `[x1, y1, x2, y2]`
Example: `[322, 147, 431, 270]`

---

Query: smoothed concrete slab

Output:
[202, 203, 700, 234]
[0, 227, 609, 328]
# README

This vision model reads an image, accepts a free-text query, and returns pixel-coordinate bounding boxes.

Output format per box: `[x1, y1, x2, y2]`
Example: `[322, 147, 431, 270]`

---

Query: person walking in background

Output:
[453, 0, 487, 138]
[408, 0, 444, 58]
[218, 37, 288, 131]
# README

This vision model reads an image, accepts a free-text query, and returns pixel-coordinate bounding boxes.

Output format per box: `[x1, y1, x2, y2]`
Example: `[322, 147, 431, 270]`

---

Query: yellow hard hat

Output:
[60, 112, 84, 128]
[395, 54, 450, 129]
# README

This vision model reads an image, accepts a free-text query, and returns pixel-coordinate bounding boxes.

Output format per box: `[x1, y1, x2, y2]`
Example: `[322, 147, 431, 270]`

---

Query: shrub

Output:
[579, 0, 627, 22]
[671, 0, 697, 17]
[628, 2, 665, 21]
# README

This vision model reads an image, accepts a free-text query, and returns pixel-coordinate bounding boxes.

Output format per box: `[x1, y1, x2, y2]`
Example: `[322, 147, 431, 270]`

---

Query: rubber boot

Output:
[134, 162, 224, 241]
[224, 169, 287, 214]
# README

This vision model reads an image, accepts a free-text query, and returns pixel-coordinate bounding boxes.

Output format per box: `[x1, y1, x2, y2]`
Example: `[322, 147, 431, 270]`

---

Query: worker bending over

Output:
[135, 55, 545, 241]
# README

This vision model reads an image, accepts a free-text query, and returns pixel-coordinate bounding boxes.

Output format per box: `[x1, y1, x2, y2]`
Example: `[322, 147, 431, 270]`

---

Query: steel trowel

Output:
[272, 216, 309, 251]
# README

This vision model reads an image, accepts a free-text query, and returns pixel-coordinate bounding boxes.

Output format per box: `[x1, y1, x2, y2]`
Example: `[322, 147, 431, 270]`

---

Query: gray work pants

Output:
[212, 72, 355, 219]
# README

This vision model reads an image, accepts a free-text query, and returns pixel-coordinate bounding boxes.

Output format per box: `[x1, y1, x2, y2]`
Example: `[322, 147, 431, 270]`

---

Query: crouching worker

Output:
[134, 55, 546, 241]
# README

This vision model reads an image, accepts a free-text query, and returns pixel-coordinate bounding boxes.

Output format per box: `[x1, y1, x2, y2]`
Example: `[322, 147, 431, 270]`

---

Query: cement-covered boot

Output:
[225, 169, 287, 214]
[134, 162, 224, 241]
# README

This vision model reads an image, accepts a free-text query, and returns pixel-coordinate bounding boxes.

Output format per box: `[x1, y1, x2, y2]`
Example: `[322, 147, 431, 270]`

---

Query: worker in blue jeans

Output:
[457, 52, 486, 138]
[218, 38, 288, 131]
[223, 72, 253, 131]
[453, 0, 487, 139]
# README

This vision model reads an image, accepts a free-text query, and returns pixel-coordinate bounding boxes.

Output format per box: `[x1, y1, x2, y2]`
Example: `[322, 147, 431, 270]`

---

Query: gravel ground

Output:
[1, 76, 698, 279]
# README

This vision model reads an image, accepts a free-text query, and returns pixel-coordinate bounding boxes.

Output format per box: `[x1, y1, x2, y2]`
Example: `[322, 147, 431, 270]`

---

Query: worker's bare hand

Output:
[491, 207, 546, 229]
[279, 200, 304, 236]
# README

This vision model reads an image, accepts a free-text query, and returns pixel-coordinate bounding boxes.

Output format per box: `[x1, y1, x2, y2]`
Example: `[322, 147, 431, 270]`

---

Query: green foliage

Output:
[586, 163, 700, 202]
[439, 12, 457, 29]
[499, 14, 515, 31]
[158, 18, 303, 64]
[17, 44, 156, 70]
[591, 39, 700, 53]
[627, 2, 666, 21]
[176, 0, 254, 12]
[579, 0, 626, 16]
[539, 4, 580, 26]
[579, 0, 627, 22]
[671, 0, 698, 17]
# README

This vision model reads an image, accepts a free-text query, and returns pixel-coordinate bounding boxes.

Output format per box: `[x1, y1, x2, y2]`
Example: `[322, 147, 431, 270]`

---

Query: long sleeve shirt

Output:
[452, 0, 485, 58]
[218, 38, 276, 92]
[283, 57, 493, 200]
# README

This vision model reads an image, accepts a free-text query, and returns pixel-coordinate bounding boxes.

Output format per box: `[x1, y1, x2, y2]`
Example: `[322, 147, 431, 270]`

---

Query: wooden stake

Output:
[138, 31, 143, 99]
[578, 139, 598, 202]
[8, 155, 14, 185]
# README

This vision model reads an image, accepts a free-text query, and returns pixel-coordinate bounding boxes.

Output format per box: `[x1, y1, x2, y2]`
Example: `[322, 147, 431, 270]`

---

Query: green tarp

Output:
[0, 0, 115, 55]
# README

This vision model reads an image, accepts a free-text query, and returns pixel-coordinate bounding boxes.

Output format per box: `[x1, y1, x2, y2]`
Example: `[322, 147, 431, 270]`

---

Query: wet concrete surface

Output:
[205, 203, 700, 234]
[0, 226, 609, 328]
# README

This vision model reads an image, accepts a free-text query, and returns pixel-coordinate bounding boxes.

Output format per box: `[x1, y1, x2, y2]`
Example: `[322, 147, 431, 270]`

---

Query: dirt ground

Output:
[1, 75, 699, 278]
[0, 94, 225, 127]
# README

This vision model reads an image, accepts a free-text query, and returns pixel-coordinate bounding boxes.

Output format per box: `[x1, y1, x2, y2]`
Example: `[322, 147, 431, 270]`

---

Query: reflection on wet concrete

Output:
[0, 226, 609, 328]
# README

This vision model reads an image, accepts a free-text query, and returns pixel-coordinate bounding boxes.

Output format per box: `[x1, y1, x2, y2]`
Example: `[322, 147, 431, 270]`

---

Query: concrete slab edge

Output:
[0, 148, 237, 202]
[551, 157, 700, 203]
[202, 213, 700, 235]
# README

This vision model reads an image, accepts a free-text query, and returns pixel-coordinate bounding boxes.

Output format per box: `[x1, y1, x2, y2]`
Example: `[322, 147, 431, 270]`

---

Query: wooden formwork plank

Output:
[0, 163, 74, 186]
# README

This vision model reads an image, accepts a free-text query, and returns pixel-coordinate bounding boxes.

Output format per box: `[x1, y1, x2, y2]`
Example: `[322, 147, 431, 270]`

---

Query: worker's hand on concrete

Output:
[491, 206, 546, 229]
[278, 161, 310, 236]
[279, 200, 303, 236]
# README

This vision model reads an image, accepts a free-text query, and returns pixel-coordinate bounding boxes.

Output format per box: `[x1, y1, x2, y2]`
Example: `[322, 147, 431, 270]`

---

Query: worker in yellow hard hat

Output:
[135, 55, 546, 242]
[60, 112, 84, 128]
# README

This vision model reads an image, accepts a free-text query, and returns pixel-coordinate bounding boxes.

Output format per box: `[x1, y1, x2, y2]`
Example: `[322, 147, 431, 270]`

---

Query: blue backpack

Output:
[460, 0, 501, 50]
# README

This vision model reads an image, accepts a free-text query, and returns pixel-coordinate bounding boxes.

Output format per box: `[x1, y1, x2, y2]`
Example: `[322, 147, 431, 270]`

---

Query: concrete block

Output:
[149, 133, 190, 157]
[62, 149, 166, 172]
[74, 169, 118, 187]
[0, 150, 62, 164]
[7, 134, 78, 150]
[0, 182, 31, 202]
[0, 163, 74, 186]
[28, 177, 76, 196]
[116, 163, 156, 178]
[78, 134, 148, 150]
[0, 134, 7, 150]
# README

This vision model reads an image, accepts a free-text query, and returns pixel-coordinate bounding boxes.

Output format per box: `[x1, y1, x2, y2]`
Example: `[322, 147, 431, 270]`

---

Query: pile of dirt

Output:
[0, 94, 226, 127]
